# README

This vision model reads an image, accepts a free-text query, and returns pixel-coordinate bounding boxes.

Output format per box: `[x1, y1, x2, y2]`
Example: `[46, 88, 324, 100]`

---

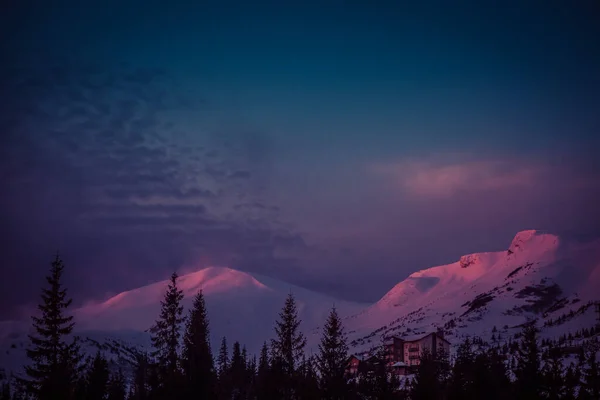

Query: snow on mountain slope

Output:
[345, 230, 600, 352]
[0, 267, 366, 377]
[2, 230, 598, 379]
[74, 266, 365, 350]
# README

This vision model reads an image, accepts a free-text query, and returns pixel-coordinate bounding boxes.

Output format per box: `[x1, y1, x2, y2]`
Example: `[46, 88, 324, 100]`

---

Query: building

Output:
[346, 352, 372, 376]
[384, 336, 405, 364]
[402, 332, 450, 367]
[346, 331, 451, 376]
[346, 354, 363, 376]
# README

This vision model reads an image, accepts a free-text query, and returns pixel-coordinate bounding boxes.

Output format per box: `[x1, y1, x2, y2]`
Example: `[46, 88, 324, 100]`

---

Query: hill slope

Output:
[345, 230, 600, 352]
[0, 267, 366, 377]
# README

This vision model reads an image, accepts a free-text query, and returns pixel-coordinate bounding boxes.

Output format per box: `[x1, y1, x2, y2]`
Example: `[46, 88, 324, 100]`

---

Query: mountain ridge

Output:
[344, 229, 600, 352]
[1, 229, 598, 378]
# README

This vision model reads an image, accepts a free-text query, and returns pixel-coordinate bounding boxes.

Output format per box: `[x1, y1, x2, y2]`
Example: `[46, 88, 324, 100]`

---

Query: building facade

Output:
[346, 332, 450, 376]
[402, 332, 450, 367]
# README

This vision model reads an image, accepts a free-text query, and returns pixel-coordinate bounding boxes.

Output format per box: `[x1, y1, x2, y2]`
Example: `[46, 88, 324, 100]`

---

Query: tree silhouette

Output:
[316, 307, 349, 400]
[271, 293, 306, 399]
[150, 272, 185, 397]
[181, 290, 215, 399]
[20, 254, 82, 400]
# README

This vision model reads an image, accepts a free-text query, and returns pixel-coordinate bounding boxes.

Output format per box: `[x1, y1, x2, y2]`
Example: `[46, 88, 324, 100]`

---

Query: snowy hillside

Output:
[0, 267, 366, 378]
[345, 230, 600, 353]
[1, 230, 599, 379]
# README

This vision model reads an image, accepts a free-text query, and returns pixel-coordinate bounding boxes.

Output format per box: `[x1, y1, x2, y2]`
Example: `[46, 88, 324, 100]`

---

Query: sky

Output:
[1, 0, 599, 318]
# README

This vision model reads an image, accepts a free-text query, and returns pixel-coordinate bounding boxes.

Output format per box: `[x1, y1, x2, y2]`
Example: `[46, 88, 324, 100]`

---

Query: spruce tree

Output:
[579, 347, 600, 400]
[246, 355, 257, 400]
[21, 254, 82, 400]
[256, 342, 271, 400]
[217, 337, 229, 379]
[410, 347, 447, 400]
[230, 341, 247, 400]
[483, 346, 511, 400]
[447, 338, 475, 400]
[106, 369, 127, 400]
[316, 307, 349, 400]
[271, 293, 306, 399]
[150, 272, 185, 397]
[541, 345, 565, 400]
[0, 382, 10, 400]
[297, 356, 320, 400]
[216, 337, 231, 400]
[181, 290, 215, 399]
[85, 351, 110, 400]
[130, 352, 152, 400]
[371, 343, 399, 400]
[514, 322, 542, 400]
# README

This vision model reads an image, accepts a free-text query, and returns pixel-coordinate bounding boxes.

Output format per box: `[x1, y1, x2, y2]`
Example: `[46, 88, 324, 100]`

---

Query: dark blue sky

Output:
[1, 0, 599, 317]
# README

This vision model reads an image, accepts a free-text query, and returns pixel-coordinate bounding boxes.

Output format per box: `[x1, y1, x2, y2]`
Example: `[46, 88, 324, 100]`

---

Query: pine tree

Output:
[514, 322, 542, 400]
[130, 352, 152, 400]
[447, 338, 475, 400]
[0, 382, 10, 400]
[483, 346, 512, 400]
[216, 337, 231, 400]
[579, 346, 600, 400]
[106, 369, 127, 400]
[316, 307, 349, 400]
[410, 346, 449, 400]
[181, 290, 215, 399]
[85, 351, 110, 400]
[230, 341, 247, 400]
[297, 356, 320, 400]
[371, 343, 399, 400]
[150, 272, 185, 397]
[541, 345, 565, 400]
[271, 293, 306, 399]
[20, 254, 82, 400]
[563, 363, 579, 400]
[217, 337, 229, 378]
[256, 342, 271, 400]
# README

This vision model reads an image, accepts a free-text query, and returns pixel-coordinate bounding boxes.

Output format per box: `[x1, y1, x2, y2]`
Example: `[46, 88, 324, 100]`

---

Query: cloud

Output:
[370, 159, 544, 198]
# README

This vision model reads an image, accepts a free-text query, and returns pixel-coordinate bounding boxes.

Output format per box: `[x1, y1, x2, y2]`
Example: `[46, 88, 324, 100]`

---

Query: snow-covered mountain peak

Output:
[346, 230, 599, 353]
[508, 229, 559, 254]
[78, 267, 269, 317]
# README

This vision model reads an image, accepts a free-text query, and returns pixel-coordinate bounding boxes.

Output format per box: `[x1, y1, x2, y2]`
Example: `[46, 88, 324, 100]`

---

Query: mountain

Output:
[1, 230, 599, 380]
[345, 230, 600, 352]
[0, 267, 366, 378]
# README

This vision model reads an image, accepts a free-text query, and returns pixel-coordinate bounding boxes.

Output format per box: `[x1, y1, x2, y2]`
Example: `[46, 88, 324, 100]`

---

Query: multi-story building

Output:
[346, 332, 450, 376]
[402, 332, 450, 367]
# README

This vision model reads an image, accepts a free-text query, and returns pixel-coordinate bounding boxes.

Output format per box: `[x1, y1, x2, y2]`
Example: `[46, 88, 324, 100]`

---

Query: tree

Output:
[482, 347, 511, 400]
[579, 346, 600, 400]
[217, 337, 229, 378]
[230, 341, 247, 400]
[316, 307, 349, 400]
[540, 345, 565, 400]
[150, 272, 185, 396]
[85, 351, 110, 400]
[130, 352, 153, 400]
[513, 322, 542, 400]
[297, 356, 320, 400]
[20, 254, 83, 400]
[0, 382, 10, 400]
[216, 337, 231, 400]
[106, 369, 127, 400]
[255, 342, 272, 400]
[181, 290, 215, 399]
[271, 293, 306, 399]
[410, 346, 449, 400]
[447, 338, 475, 400]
